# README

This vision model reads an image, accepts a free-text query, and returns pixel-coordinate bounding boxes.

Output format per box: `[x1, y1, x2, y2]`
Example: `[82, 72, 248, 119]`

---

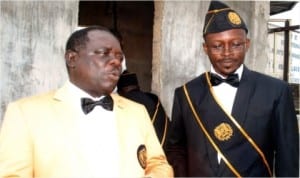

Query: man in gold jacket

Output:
[0, 25, 173, 178]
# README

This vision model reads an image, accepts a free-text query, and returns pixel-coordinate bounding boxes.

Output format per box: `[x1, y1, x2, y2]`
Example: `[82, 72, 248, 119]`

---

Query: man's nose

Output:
[222, 45, 234, 55]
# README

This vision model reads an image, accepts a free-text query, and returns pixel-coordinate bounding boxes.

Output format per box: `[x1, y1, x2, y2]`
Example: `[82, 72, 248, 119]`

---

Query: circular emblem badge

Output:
[214, 123, 233, 141]
[137, 145, 147, 169]
[227, 11, 242, 25]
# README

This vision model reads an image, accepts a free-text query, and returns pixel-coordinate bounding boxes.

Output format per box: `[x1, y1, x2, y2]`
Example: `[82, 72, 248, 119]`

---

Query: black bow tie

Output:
[81, 95, 114, 114]
[210, 73, 239, 87]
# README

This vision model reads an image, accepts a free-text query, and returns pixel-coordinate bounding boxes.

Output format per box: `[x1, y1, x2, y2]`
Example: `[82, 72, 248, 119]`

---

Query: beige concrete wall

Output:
[0, 1, 271, 122]
[0, 1, 79, 123]
[153, 1, 270, 116]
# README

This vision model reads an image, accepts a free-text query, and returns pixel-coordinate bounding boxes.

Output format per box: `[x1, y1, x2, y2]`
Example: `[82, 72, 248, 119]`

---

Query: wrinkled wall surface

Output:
[0, 1, 79, 123]
[0, 1, 271, 122]
[153, 1, 269, 115]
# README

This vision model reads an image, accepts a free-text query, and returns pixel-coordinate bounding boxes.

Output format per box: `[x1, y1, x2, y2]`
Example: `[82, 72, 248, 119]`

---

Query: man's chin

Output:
[105, 83, 118, 94]
[222, 66, 238, 74]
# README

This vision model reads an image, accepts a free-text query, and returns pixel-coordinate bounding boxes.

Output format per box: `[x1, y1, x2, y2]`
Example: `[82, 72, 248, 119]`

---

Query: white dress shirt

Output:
[67, 81, 120, 177]
[210, 65, 243, 164]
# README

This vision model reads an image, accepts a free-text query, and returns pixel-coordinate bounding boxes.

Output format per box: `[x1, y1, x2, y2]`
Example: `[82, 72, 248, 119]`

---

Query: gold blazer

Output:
[0, 82, 173, 178]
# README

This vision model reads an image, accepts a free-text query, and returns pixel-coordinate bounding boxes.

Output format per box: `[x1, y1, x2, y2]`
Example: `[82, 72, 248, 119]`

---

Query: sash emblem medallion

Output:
[214, 122, 233, 141]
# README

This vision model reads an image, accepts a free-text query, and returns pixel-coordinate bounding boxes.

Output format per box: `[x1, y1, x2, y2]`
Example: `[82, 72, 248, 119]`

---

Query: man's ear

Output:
[245, 38, 251, 52]
[65, 50, 77, 68]
[203, 42, 208, 55]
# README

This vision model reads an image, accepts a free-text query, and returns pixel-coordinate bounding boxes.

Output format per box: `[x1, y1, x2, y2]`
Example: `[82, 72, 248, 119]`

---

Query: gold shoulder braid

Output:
[183, 84, 241, 177]
[160, 114, 168, 146]
[151, 100, 168, 146]
[205, 72, 272, 176]
[151, 101, 160, 123]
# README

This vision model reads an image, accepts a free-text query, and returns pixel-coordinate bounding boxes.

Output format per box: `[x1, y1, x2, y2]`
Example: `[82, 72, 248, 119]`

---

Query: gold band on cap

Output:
[203, 14, 215, 35]
[207, 7, 231, 14]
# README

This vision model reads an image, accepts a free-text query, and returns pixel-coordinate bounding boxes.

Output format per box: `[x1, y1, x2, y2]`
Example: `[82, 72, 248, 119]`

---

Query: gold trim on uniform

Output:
[207, 7, 231, 14]
[214, 122, 233, 141]
[137, 144, 147, 169]
[227, 12, 241, 25]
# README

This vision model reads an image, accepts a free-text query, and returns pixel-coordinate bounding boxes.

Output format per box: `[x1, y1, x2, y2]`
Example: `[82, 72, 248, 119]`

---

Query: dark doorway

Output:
[78, 1, 154, 92]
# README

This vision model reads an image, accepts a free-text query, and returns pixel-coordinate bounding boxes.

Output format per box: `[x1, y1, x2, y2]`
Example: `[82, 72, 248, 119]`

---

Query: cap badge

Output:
[214, 122, 233, 141]
[227, 11, 242, 26]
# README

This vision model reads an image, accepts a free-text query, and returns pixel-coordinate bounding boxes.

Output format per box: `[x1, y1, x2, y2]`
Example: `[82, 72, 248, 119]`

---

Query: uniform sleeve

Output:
[0, 102, 33, 177]
[137, 103, 173, 178]
[274, 84, 299, 177]
[142, 105, 174, 178]
[165, 87, 188, 176]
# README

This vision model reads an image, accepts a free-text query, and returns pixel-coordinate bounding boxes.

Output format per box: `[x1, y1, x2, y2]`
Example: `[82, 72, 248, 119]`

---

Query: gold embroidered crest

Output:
[227, 12, 241, 25]
[137, 145, 147, 169]
[214, 123, 233, 141]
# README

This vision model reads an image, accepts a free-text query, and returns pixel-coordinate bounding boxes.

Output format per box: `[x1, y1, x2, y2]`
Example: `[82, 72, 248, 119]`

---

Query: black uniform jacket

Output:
[121, 90, 169, 146]
[165, 66, 299, 177]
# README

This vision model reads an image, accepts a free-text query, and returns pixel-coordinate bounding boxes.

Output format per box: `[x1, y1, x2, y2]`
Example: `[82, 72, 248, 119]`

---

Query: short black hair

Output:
[65, 25, 120, 52]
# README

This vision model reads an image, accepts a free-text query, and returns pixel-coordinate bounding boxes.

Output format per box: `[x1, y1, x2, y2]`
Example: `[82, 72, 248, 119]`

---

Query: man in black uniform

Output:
[165, 0, 299, 177]
[117, 70, 169, 146]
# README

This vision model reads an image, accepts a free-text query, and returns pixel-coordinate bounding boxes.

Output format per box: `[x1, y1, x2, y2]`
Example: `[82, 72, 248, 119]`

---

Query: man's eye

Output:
[94, 50, 108, 56]
[212, 45, 223, 50]
[231, 42, 245, 49]
[115, 53, 123, 60]
[232, 43, 242, 48]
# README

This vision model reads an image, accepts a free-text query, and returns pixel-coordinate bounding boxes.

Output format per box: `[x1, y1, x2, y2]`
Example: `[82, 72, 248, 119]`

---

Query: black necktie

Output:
[210, 73, 239, 87]
[81, 95, 114, 114]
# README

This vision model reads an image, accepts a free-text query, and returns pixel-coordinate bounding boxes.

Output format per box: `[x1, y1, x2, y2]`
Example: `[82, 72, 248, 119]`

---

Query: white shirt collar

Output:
[67, 80, 105, 101]
[210, 64, 244, 81]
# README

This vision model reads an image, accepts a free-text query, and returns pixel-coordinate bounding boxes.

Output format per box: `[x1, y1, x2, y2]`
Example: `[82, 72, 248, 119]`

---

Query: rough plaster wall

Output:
[153, 1, 269, 116]
[153, 1, 210, 116]
[229, 1, 270, 73]
[152, 2, 164, 100]
[0, 1, 79, 123]
[250, 1, 270, 73]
